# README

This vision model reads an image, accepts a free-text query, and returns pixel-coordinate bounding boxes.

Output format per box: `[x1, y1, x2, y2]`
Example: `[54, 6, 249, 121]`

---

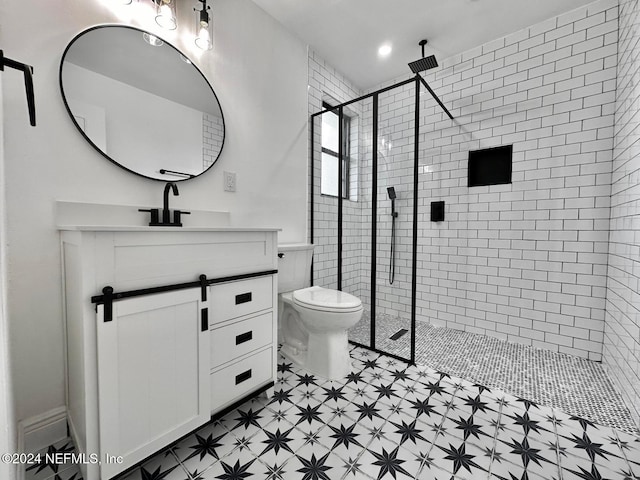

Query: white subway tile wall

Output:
[309, 50, 365, 300]
[203, 113, 224, 170]
[604, 0, 640, 427]
[413, 0, 618, 362]
[310, 0, 619, 363]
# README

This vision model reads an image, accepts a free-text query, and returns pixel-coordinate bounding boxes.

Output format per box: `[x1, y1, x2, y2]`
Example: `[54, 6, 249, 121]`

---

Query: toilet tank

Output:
[277, 244, 314, 293]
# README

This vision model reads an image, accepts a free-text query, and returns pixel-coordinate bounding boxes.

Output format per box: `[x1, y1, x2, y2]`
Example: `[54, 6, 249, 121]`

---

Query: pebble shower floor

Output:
[25, 346, 640, 480]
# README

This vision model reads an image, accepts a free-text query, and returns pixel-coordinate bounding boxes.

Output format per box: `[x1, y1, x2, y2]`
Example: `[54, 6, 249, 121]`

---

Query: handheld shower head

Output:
[387, 187, 396, 200]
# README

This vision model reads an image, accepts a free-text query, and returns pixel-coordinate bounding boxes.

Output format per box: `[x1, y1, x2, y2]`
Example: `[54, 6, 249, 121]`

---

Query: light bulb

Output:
[155, 0, 177, 30]
[195, 23, 212, 50]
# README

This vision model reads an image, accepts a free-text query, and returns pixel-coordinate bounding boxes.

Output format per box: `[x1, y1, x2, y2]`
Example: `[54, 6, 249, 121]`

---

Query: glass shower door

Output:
[312, 78, 419, 365]
[370, 80, 417, 362]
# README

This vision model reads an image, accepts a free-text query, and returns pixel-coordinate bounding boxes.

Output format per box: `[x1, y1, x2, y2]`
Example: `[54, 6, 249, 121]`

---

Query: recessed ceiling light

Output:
[378, 44, 392, 57]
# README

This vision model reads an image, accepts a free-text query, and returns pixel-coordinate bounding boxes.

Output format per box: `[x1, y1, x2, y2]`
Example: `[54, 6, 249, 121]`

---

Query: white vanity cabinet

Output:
[60, 227, 278, 480]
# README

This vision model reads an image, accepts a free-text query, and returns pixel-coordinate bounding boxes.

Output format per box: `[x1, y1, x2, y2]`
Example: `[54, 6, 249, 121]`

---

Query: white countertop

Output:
[57, 225, 281, 232]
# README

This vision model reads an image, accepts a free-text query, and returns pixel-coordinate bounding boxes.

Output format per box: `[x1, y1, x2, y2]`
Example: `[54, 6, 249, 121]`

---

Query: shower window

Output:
[320, 102, 352, 199]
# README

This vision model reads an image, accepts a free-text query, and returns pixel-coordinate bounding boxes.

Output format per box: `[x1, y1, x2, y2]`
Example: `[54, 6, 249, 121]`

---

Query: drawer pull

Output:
[236, 331, 253, 345]
[235, 292, 252, 305]
[235, 369, 252, 385]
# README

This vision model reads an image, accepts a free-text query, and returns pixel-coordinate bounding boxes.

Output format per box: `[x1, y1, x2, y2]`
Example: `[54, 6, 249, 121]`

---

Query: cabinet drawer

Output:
[210, 312, 273, 368]
[210, 348, 272, 412]
[210, 276, 272, 324]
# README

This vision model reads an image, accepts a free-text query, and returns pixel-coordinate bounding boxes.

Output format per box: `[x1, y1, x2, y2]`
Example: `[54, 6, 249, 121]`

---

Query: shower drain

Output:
[389, 328, 408, 341]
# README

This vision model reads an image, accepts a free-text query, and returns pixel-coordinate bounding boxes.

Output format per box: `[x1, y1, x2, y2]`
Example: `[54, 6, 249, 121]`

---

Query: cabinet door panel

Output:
[97, 289, 209, 479]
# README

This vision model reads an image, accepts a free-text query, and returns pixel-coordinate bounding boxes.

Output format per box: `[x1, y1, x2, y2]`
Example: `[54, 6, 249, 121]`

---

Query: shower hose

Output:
[389, 211, 396, 284]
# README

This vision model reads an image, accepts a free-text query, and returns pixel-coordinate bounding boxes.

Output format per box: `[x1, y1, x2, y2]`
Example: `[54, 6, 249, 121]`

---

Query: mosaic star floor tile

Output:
[24, 438, 83, 480]
[31, 344, 640, 480]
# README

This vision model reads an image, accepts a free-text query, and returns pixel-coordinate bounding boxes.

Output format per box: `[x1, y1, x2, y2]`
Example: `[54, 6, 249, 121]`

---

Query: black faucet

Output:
[139, 182, 190, 227]
[163, 182, 179, 224]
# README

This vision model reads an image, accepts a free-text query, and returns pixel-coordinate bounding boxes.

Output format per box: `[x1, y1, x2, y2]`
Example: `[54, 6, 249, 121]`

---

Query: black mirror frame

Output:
[59, 24, 226, 182]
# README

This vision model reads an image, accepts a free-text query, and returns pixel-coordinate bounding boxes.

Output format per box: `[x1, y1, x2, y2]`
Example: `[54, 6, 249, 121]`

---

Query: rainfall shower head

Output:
[387, 187, 396, 200]
[408, 39, 438, 73]
[409, 55, 438, 73]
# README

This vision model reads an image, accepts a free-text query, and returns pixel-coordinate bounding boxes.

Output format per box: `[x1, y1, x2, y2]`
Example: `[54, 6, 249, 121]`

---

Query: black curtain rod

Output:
[0, 50, 36, 127]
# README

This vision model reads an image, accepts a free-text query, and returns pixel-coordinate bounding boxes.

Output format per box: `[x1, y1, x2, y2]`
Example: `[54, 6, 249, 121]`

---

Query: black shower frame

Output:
[310, 74, 451, 365]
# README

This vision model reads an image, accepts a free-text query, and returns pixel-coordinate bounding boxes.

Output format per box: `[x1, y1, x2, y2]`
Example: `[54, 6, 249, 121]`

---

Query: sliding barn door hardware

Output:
[92, 270, 278, 322]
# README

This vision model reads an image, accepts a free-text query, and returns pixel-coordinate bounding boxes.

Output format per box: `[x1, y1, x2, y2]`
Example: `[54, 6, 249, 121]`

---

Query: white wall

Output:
[0, 0, 308, 424]
[0, 74, 17, 480]
[604, 0, 640, 427]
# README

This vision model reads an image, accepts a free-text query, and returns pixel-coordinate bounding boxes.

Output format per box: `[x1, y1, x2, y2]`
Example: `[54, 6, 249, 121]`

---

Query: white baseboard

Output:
[16, 407, 67, 480]
[17, 407, 67, 455]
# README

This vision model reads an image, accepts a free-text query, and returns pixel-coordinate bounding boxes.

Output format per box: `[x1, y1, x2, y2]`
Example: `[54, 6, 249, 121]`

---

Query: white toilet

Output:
[277, 244, 363, 380]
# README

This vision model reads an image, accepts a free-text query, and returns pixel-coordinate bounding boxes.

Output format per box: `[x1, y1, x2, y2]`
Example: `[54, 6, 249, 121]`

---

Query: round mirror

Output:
[59, 25, 225, 181]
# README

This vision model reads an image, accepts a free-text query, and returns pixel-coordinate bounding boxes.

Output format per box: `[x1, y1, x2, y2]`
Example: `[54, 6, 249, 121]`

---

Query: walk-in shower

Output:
[310, 63, 454, 363]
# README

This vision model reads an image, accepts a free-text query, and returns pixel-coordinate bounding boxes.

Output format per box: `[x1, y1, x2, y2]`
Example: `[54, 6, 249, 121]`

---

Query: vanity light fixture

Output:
[154, 0, 177, 30]
[194, 0, 213, 50]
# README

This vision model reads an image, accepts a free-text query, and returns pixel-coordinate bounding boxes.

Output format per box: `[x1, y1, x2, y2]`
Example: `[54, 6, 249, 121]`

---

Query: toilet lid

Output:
[293, 286, 362, 312]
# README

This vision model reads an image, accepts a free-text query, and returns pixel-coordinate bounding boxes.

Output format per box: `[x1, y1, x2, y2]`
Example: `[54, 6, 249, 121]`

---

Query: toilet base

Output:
[280, 331, 352, 381]
[306, 330, 352, 380]
[280, 343, 306, 368]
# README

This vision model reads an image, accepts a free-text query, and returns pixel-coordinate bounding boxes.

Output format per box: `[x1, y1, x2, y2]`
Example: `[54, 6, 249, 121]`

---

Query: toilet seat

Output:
[293, 286, 362, 313]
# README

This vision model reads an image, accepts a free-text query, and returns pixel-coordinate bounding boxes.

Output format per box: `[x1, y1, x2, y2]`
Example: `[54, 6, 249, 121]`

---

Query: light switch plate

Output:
[224, 171, 236, 192]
